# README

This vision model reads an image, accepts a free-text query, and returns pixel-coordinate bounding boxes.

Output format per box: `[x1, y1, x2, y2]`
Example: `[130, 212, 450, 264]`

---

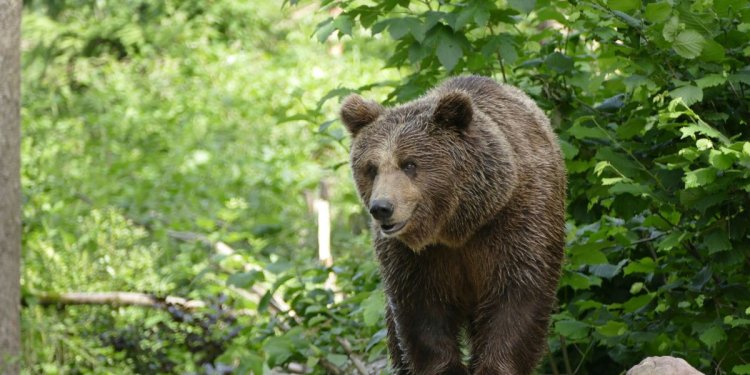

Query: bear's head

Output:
[340, 90, 518, 251]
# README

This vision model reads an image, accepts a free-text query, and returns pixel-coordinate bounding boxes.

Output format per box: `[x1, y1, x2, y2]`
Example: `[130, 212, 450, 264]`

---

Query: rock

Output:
[627, 356, 704, 375]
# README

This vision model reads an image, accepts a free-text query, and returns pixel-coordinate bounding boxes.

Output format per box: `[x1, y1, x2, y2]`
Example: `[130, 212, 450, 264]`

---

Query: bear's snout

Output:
[369, 199, 394, 221]
[366, 168, 420, 237]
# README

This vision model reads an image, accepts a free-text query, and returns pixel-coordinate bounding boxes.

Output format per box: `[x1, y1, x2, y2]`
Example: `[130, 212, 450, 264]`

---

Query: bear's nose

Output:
[369, 199, 394, 221]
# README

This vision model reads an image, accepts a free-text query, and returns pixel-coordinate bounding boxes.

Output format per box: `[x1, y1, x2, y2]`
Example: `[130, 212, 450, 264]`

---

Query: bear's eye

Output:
[401, 161, 417, 177]
[365, 164, 378, 179]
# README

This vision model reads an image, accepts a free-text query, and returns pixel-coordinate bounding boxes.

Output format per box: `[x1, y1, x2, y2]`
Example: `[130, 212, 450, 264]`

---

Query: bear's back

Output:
[433, 76, 563, 182]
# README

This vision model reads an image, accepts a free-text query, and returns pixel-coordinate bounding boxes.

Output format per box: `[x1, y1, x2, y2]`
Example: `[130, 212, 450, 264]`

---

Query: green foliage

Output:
[21, 0, 750, 373]
[310, 0, 750, 373]
[22, 0, 393, 373]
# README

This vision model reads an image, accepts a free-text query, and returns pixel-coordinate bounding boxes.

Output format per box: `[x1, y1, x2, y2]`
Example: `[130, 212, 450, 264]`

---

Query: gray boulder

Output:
[627, 356, 703, 375]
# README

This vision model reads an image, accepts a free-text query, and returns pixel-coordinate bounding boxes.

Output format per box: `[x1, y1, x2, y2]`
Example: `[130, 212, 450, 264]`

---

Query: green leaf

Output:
[679, 119, 730, 144]
[596, 320, 628, 337]
[307, 315, 328, 326]
[624, 258, 657, 275]
[474, 5, 490, 27]
[612, 10, 642, 28]
[561, 271, 602, 290]
[596, 147, 642, 177]
[408, 42, 429, 63]
[662, 16, 680, 42]
[315, 19, 336, 43]
[709, 150, 735, 170]
[696, 74, 727, 89]
[258, 291, 272, 312]
[387, 19, 411, 40]
[658, 231, 686, 252]
[700, 39, 726, 62]
[644, 2, 672, 23]
[326, 353, 349, 367]
[608, 0, 640, 12]
[267, 261, 293, 275]
[481, 34, 518, 65]
[690, 266, 713, 291]
[306, 356, 319, 368]
[371, 19, 389, 35]
[264, 336, 294, 366]
[318, 119, 336, 133]
[555, 319, 590, 340]
[729, 73, 750, 86]
[704, 228, 732, 254]
[714, 0, 749, 17]
[680, 147, 701, 161]
[362, 291, 385, 327]
[589, 259, 628, 279]
[454, 3, 487, 29]
[388, 18, 421, 40]
[679, 189, 729, 212]
[617, 118, 647, 139]
[623, 293, 654, 312]
[677, 6, 719, 35]
[436, 30, 463, 71]
[726, 316, 750, 328]
[733, 364, 750, 375]
[568, 121, 608, 140]
[602, 177, 623, 185]
[696, 138, 713, 150]
[609, 182, 651, 196]
[366, 329, 387, 352]
[234, 351, 264, 375]
[498, 36, 518, 65]
[424, 11, 444, 30]
[507, 0, 535, 14]
[630, 282, 644, 294]
[559, 139, 579, 160]
[545, 52, 574, 73]
[684, 167, 717, 188]
[669, 85, 703, 106]
[699, 326, 726, 349]
[568, 240, 613, 267]
[673, 29, 705, 59]
[333, 15, 353, 37]
[227, 270, 264, 288]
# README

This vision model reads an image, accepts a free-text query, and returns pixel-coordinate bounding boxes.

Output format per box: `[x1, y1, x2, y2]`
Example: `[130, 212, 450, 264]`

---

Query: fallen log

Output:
[33, 291, 205, 310]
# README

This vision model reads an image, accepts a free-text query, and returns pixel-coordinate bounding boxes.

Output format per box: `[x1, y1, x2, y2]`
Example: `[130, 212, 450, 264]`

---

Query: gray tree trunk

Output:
[0, 0, 22, 373]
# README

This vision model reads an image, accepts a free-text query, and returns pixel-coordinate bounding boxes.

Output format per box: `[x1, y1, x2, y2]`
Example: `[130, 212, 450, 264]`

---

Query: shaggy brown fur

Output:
[340, 76, 566, 375]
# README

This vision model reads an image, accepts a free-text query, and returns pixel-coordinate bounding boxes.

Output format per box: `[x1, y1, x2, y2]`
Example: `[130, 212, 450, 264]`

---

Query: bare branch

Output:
[337, 338, 368, 375]
[33, 291, 206, 310]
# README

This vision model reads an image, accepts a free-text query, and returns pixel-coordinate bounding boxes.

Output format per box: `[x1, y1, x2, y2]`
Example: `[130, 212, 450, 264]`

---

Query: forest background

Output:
[15, 0, 750, 374]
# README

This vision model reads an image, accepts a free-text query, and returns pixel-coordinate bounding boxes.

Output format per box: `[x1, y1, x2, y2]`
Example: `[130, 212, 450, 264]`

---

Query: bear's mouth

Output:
[380, 221, 407, 235]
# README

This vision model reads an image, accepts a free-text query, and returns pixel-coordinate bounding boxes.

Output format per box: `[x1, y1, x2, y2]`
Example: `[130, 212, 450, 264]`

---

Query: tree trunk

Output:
[0, 0, 22, 374]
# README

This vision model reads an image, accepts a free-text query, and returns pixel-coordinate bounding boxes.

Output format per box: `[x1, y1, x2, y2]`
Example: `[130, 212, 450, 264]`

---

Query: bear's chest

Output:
[412, 244, 491, 307]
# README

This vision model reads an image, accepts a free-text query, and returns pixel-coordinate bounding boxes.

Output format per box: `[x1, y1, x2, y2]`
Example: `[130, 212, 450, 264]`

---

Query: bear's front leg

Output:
[390, 299, 469, 375]
[385, 303, 410, 374]
[468, 288, 555, 375]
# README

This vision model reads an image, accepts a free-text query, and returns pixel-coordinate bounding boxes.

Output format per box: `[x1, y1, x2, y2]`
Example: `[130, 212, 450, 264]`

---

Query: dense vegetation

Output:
[20, 0, 750, 374]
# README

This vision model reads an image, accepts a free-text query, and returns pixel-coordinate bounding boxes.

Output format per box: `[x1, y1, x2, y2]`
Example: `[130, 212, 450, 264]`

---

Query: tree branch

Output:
[33, 291, 206, 310]
[337, 338, 368, 375]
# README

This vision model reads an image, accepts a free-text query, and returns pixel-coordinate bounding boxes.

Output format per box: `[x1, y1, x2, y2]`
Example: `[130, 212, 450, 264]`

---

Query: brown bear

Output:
[340, 75, 566, 375]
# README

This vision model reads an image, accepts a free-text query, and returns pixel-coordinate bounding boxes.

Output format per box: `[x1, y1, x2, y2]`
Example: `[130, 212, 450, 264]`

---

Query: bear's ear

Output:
[432, 90, 473, 131]
[340, 94, 384, 137]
